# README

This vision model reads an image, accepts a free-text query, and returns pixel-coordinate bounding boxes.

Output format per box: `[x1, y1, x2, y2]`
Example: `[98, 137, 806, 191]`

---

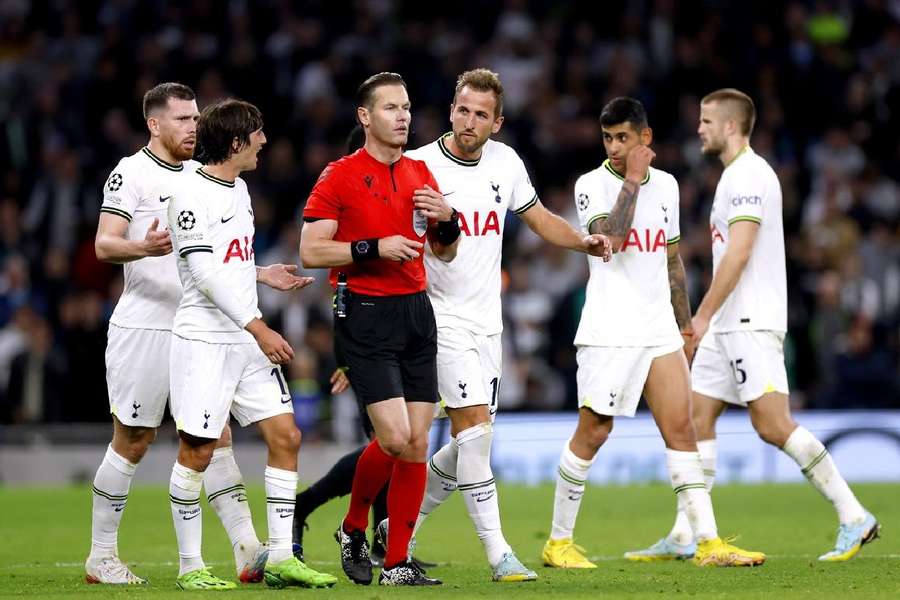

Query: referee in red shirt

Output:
[301, 72, 459, 586]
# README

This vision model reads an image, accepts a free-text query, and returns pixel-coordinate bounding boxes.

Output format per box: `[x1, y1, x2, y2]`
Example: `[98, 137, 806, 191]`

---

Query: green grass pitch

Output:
[1, 482, 897, 599]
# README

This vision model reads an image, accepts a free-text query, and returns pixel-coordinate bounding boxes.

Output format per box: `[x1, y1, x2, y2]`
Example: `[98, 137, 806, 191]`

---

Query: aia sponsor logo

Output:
[224, 236, 255, 262]
[621, 228, 667, 252]
[458, 210, 500, 236]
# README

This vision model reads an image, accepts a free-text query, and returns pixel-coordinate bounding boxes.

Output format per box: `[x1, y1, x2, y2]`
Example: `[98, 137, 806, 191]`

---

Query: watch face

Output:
[356, 240, 370, 253]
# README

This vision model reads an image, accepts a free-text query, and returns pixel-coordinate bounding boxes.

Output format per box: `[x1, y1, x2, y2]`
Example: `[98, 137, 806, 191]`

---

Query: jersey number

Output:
[729, 359, 747, 385]
[271, 368, 287, 395]
[489, 377, 500, 415]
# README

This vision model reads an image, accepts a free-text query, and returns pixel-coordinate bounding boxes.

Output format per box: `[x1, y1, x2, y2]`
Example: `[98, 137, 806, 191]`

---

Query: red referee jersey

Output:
[303, 148, 440, 296]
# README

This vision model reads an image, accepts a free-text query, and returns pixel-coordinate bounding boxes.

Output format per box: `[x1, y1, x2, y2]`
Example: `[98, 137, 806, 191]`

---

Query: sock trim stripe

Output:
[801, 449, 828, 475]
[673, 483, 707, 494]
[457, 478, 495, 491]
[169, 494, 201, 506]
[428, 459, 457, 482]
[92, 486, 128, 501]
[266, 497, 296, 505]
[206, 483, 246, 503]
[558, 467, 586, 486]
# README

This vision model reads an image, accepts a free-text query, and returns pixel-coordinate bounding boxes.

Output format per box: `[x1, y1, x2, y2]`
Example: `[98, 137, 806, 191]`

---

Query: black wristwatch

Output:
[445, 208, 459, 223]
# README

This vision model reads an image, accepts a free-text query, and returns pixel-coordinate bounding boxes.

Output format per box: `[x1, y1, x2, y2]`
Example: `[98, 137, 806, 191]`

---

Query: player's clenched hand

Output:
[413, 185, 454, 221]
[246, 318, 294, 364]
[625, 145, 655, 182]
[378, 235, 423, 262]
[330, 368, 350, 394]
[583, 233, 613, 262]
[143, 218, 173, 256]
[259, 264, 315, 291]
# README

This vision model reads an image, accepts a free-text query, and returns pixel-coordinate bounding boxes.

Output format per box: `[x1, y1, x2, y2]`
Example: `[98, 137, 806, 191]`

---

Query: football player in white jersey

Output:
[628, 89, 879, 562]
[379, 69, 611, 582]
[542, 97, 765, 569]
[165, 99, 337, 590]
[87, 83, 307, 585]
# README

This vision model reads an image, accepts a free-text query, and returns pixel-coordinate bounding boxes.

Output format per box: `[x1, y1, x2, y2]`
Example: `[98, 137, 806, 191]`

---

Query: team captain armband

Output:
[351, 238, 380, 262]
[435, 209, 461, 245]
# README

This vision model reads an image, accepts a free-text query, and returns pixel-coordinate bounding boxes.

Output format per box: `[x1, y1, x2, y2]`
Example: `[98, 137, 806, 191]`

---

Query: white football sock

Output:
[204, 447, 259, 570]
[456, 422, 511, 567]
[265, 466, 298, 564]
[414, 437, 459, 534]
[89, 445, 136, 561]
[550, 440, 595, 541]
[667, 439, 716, 545]
[782, 426, 866, 524]
[666, 449, 717, 542]
[170, 461, 205, 576]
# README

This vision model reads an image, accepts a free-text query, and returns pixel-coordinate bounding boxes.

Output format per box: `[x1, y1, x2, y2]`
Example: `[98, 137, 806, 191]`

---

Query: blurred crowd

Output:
[1, 0, 898, 431]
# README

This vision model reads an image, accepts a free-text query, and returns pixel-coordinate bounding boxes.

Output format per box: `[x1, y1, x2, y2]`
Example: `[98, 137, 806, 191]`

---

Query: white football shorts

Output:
[435, 327, 502, 420]
[691, 330, 789, 406]
[169, 334, 292, 438]
[106, 324, 171, 428]
[576, 340, 684, 417]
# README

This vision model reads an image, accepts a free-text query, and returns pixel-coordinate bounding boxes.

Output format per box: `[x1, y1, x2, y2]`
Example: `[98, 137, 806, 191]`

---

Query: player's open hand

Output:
[330, 368, 350, 394]
[247, 319, 294, 364]
[413, 185, 454, 221]
[143, 218, 173, 256]
[259, 264, 315, 291]
[378, 235, 424, 263]
[583, 233, 613, 262]
[625, 145, 655, 182]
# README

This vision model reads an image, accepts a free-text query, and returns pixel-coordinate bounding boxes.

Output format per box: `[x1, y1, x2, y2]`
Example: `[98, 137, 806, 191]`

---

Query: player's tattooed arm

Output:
[667, 246, 692, 332]
[594, 179, 639, 251]
[667, 243, 695, 361]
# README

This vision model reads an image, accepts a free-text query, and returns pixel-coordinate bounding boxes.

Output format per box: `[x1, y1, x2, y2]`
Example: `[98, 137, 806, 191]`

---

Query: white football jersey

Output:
[100, 147, 200, 330]
[709, 147, 787, 333]
[168, 168, 261, 344]
[407, 135, 537, 335]
[573, 160, 682, 347]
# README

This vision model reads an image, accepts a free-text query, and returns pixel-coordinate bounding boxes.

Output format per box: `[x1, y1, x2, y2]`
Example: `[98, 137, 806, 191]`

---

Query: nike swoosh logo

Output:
[113, 507, 125, 512]
[279, 513, 294, 518]
[475, 494, 495, 503]
[182, 513, 200, 520]
[281, 397, 292, 404]
[221, 214, 234, 223]
[159, 195, 172, 202]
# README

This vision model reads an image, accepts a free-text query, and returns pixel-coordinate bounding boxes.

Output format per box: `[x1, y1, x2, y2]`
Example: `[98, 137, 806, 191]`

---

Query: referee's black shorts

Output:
[334, 290, 438, 406]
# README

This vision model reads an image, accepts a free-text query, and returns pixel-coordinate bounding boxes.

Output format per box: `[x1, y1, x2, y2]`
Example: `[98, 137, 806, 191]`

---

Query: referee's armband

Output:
[351, 238, 380, 262]
[435, 209, 461, 245]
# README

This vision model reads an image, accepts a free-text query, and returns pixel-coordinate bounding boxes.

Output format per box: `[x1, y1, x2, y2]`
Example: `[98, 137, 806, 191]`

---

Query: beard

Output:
[453, 131, 487, 155]
[163, 135, 195, 162]
[701, 138, 725, 157]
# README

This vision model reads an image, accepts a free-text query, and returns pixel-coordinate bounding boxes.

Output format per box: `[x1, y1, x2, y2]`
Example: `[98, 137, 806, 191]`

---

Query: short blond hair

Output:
[454, 68, 504, 117]
[702, 88, 756, 136]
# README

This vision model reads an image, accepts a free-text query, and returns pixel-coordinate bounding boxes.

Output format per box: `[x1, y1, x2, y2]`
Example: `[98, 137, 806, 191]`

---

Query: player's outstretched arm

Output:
[95, 214, 172, 263]
[692, 220, 760, 342]
[667, 242, 695, 361]
[256, 264, 314, 291]
[519, 200, 612, 260]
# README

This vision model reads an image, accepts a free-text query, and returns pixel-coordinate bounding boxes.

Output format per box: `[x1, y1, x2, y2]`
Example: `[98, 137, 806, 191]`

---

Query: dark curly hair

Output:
[195, 99, 263, 165]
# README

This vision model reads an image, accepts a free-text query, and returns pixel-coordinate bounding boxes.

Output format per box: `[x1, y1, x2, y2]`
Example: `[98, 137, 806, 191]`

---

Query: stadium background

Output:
[0, 1, 898, 480]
